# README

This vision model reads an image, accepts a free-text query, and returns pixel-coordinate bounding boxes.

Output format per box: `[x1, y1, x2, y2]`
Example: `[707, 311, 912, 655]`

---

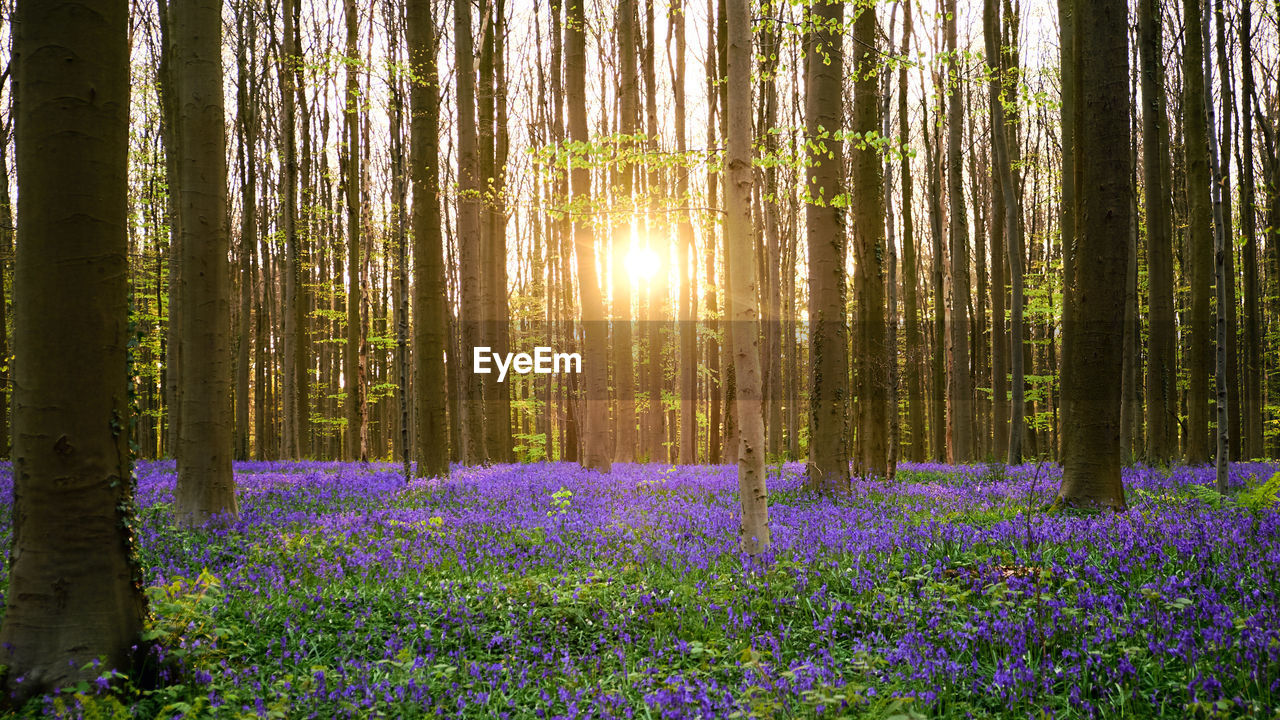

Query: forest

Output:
[0, 0, 1278, 716]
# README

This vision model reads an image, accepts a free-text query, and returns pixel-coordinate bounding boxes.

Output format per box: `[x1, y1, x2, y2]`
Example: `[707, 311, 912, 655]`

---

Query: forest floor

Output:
[2, 459, 1279, 718]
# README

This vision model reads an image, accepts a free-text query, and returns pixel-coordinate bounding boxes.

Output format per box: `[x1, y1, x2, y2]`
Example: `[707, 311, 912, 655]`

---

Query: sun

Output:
[626, 246, 661, 283]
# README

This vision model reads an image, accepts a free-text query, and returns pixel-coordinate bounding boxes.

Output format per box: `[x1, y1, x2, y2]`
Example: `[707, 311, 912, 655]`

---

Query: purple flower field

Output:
[4, 461, 1279, 718]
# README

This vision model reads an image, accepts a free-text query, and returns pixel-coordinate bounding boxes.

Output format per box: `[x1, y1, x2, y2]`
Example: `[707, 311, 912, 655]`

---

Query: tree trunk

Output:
[235, 5, 258, 462]
[171, 0, 238, 526]
[984, 0, 1025, 464]
[279, 0, 302, 459]
[408, 0, 450, 477]
[899, 0, 925, 463]
[1182, 0, 1213, 466]
[566, 0, 612, 473]
[852, 0, 887, 478]
[804, 0, 849, 493]
[455, 0, 487, 464]
[673, 0, 697, 465]
[1140, 0, 1177, 462]
[1240, 0, 1262, 459]
[1202, 3, 1228, 490]
[1056, 0, 1130, 512]
[726, 0, 769, 554]
[945, 0, 973, 463]
[0, 0, 146, 700]
[343, 0, 368, 462]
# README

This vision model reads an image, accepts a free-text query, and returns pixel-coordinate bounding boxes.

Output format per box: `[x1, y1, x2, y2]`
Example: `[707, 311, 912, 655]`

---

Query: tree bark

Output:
[409, 0, 450, 477]
[983, 0, 1024, 464]
[945, 0, 973, 463]
[455, 0, 487, 464]
[1056, 0, 1130, 512]
[726, 0, 769, 553]
[0, 0, 146, 700]
[852, 0, 887, 478]
[804, 0, 848, 493]
[1182, 0, 1213, 465]
[1140, 0, 1177, 462]
[899, 0, 925, 463]
[567, 0, 612, 473]
[672, 0, 697, 465]
[1240, 0, 1262, 459]
[172, 0, 238, 526]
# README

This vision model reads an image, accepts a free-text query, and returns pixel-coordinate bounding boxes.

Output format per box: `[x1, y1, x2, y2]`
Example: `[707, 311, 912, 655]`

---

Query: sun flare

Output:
[625, 246, 661, 283]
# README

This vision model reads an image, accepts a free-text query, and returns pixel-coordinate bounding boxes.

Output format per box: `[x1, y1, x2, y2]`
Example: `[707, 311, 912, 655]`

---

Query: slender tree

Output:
[280, 0, 305, 459]
[899, 0, 925, 462]
[1140, 0, 1176, 461]
[0, 0, 146, 700]
[1240, 0, 1262, 458]
[234, 0, 258, 461]
[945, 0, 973, 462]
[567, 0, 612, 472]
[673, 0, 698, 465]
[984, 0, 1024, 463]
[1056, 0, 1130, 511]
[726, 0, 769, 553]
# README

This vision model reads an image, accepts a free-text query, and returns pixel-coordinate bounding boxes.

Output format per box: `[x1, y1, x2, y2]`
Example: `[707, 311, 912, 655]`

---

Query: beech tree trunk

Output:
[852, 0, 887, 478]
[984, 0, 1025, 464]
[1182, 0, 1213, 465]
[0, 0, 146, 701]
[172, 0, 238, 527]
[726, 0, 769, 554]
[804, 0, 849, 493]
[945, 0, 973, 463]
[1056, 0, 1130, 512]
[673, 0, 697, 465]
[1240, 0, 1262, 459]
[1140, 0, 1177, 462]
[899, 0, 925, 462]
[455, 0, 487, 464]
[409, 0, 450, 477]
[566, 0, 612, 473]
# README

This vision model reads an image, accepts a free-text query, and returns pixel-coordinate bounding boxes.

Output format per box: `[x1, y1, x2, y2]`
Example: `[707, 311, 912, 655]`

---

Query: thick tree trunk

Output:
[1056, 0, 1130, 512]
[1182, 0, 1213, 465]
[172, 0, 238, 527]
[804, 0, 848, 493]
[852, 1, 887, 478]
[0, 0, 146, 701]
[409, 0, 450, 478]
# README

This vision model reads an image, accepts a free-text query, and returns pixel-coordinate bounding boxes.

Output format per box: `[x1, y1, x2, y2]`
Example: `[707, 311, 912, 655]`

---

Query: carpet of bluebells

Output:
[3, 460, 1280, 719]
